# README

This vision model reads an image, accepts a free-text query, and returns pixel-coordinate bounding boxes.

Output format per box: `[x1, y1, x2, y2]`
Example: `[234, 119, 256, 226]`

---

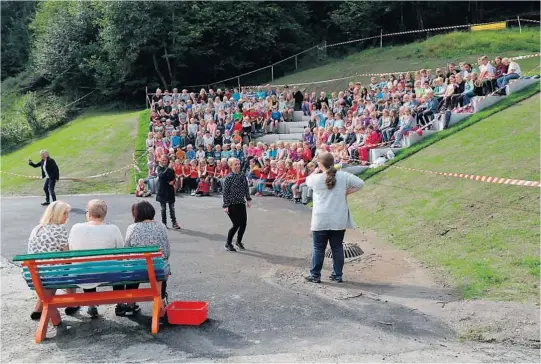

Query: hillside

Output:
[272, 28, 540, 92]
[349, 94, 540, 302]
[0, 111, 140, 196]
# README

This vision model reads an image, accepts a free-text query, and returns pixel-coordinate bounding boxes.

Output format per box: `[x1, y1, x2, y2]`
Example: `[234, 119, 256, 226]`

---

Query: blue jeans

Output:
[496, 73, 520, 89]
[310, 230, 345, 280]
[462, 90, 476, 106]
[393, 126, 412, 145]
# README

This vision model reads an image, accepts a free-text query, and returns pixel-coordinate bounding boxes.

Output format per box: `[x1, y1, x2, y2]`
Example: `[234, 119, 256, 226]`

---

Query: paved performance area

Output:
[1, 195, 539, 362]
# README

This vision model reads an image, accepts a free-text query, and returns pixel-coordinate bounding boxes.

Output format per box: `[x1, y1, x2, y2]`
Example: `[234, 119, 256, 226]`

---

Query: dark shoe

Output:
[172, 223, 181, 230]
[329, 275, 343, 283]
[64, 306, 80, 315]
[304, 276, 321, 283]
[235, 241, 246, 251]
[87, 306, 98, 318]
[41, 202, 50, 206]
[115, 304, 127, 316]
[30, 311, 42, 320]
[224, 243, 237, 252]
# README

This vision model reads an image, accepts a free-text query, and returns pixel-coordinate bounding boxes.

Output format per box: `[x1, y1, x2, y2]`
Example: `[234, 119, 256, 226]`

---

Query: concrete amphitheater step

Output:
[289, 127, 306, 134]
[293, 111, 304, 122]
[255, 133, 303, 143]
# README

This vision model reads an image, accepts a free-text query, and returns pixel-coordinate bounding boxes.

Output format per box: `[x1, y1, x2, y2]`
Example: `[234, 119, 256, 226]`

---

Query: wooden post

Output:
[380, 29, 383, 48]
[271, 66, 274, 81]
[295, 55, 298, 70]
[237, 77, 241, 90]
[518, 16, 522, 33]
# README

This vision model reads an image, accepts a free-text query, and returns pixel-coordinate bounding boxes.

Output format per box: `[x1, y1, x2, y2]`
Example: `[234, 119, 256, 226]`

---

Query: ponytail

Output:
[325, 165, 337, 189]
[318, 152, 337, 190]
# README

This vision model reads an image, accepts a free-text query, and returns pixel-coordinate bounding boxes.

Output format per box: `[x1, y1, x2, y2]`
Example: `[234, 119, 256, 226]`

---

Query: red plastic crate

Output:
[166, 301, 208, 326]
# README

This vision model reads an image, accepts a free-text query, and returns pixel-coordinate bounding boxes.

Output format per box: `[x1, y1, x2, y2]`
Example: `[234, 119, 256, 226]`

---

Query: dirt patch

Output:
[266, 226, 540, 349]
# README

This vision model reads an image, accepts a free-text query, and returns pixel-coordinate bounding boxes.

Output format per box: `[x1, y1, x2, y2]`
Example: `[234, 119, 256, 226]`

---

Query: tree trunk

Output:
[163, 43, 174, 87]
[400, 1, 405, 30]
[152, 53, 168, 89]
[415, 1, 424, 30]
[171, 9, 177, 86]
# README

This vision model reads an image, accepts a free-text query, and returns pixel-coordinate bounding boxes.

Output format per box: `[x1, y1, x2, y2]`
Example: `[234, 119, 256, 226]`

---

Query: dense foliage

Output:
[2, 1, 538, 98]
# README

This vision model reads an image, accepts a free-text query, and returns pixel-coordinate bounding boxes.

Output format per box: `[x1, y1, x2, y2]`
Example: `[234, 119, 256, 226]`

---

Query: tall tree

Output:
[1, 0, 37, 80]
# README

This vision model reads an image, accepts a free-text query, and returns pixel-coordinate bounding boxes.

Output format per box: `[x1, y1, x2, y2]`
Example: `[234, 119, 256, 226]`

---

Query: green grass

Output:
[349, 93, 540, 303]
[0, 110, 140, 195]
[273, 28, 540, 92]
[130, 109, 150, 192]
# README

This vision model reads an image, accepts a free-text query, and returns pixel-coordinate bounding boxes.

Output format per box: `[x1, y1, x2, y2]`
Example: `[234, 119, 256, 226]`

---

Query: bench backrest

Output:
[13, 246, 168, 291]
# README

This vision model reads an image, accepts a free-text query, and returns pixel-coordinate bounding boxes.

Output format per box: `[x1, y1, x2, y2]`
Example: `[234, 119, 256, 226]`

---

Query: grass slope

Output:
[130, 110, 150, 192]
[1, 111, 140, 196]
[273, 28, 540, 92]
[349, 94, 540, 302]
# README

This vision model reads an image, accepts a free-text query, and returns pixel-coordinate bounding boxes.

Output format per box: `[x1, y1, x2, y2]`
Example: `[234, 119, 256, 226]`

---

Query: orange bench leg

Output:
[151, 282, 166, 335]
[35, 304, 60, 343]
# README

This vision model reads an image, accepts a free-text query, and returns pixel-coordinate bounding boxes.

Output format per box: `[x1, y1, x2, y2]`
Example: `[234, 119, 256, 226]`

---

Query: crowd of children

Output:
[138, 56, 522, 198]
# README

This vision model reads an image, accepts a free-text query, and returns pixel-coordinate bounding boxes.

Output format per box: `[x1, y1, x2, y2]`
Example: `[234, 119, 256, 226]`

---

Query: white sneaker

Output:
[191, 191, 196, 196]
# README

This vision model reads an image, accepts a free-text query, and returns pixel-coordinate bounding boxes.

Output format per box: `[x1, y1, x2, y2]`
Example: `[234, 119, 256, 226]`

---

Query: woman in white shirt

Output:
[68, 199, 124, 318]
[304, 152, 364, 283]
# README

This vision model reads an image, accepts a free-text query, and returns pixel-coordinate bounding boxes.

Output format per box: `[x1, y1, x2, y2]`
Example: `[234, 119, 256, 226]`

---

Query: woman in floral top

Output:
[27, 201, 80, 321]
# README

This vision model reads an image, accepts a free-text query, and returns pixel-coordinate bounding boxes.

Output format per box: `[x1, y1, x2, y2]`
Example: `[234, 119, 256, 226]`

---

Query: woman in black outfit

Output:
[222, 158, 252, 252]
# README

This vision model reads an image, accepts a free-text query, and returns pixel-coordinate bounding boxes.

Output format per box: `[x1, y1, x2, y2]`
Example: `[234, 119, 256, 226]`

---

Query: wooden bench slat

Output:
[23, 264, 165, 278]
[24, 258, 164, 272]
[12, 246, 160, 262]
[27, 279, 166, 290]
[26, 271, 168, 287]
[22, 260, 165, 276]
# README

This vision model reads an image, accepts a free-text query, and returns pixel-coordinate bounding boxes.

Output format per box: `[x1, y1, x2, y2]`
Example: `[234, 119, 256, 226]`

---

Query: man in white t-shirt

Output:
[497, 58, 522, 91]
[68, 199, 124, 318]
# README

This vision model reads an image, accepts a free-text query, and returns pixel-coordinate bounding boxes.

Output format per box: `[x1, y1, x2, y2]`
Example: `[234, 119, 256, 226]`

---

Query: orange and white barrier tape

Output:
[1, 161, 141, 181]
[248, 53, 540, 88]
[389, 165, 541, 187]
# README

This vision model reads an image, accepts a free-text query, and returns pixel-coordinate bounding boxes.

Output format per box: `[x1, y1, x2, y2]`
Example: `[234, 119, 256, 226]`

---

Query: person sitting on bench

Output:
[68, 199, 124, 318]
[27, 201, 80, 321]
[115, 200, 172, 316]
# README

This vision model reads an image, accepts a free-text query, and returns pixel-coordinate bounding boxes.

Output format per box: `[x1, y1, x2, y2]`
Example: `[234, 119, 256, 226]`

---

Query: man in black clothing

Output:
[156, 156, 180, 229]
[28, 150, 59, 206]
[292, 86, 304, 111]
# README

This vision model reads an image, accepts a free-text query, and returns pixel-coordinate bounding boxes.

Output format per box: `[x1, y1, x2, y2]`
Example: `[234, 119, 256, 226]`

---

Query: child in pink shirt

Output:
[247, 142, 256, 157]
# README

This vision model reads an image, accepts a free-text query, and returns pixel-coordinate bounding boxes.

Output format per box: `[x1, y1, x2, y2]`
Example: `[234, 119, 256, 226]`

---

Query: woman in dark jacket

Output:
[156, 156, 180, 229]
[222, 158, 251, 252]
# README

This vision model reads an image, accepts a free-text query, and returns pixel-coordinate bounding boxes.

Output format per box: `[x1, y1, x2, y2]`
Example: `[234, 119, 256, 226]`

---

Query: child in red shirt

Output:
[196, 160, 210, 197]
[206, 157, 217, 192]
[272, 160, 286, 195]
[291, 161, 308, 203]
[173, 159, 183, 193]
[280, 161, 297, 198]
[182, 160, 193, 193]
[189, 160, 199, 196]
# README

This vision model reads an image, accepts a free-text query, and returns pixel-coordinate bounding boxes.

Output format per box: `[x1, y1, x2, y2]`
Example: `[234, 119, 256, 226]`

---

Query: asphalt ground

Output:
[1, 194, 538, 362]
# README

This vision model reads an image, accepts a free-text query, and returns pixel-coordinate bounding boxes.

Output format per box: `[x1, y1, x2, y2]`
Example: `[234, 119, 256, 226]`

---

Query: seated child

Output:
[248, 159, 261, 186]
[291, 161, 307, 203]
[173, 159, 183, 192]
[135, 179, 151, 197]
